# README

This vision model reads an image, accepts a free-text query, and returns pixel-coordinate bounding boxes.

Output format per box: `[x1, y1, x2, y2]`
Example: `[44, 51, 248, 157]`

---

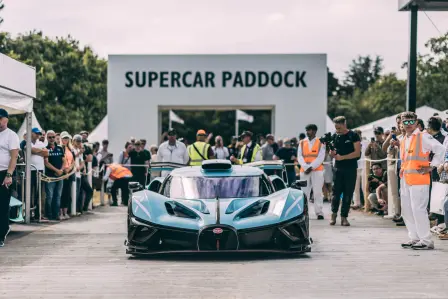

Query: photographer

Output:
[367, 163, 388, 215]
[365, 126, 387, 170]
[329, 116, 361, 226]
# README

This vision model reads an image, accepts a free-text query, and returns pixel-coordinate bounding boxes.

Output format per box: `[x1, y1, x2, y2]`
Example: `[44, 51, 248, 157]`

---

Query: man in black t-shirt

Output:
[274, 138, 297, 186]
[329, 116, 361, 226]
[44, 130, 66, 221]
[129, 140, 151, 186]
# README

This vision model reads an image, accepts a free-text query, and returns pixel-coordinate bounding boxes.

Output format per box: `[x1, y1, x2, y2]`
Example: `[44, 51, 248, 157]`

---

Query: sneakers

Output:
[0, 226, 11, 248]
[341, 217, 350, 226]
[401, 240, 418, 248]
[411, 241, 434, 250]
[317, 215, 324, 220]
[0, 240, 4, 248]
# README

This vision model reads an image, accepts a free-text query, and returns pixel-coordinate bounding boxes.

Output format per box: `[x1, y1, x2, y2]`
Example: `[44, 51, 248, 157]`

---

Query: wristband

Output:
[5, 173, 12, 178]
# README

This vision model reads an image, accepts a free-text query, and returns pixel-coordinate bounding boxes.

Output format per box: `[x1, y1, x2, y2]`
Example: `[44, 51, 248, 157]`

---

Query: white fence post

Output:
[71, 180, 77, 216]
[100, 180, 105, 206]
[88, 162, 93, 210]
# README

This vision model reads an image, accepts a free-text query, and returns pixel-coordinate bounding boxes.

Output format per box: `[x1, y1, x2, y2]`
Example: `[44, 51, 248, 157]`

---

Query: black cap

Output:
[374, 126, 384, 134]
[167, 129, 177, 136]
[0, 108, 9, 118]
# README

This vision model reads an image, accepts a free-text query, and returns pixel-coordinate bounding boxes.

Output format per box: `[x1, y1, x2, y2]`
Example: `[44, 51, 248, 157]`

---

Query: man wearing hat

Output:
[365, 126, 387, 170]
[157, 129, 189, 176]
[231, 131, 262, 164]
[22, 127, 48, 220]
[0, 108, 20, 247]
[188, 129, 215, 166]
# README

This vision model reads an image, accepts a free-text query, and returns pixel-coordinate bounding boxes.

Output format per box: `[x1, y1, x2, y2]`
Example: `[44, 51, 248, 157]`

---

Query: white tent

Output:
[17, 111, 42, 139]
[89, 115, 108, 143]
[325, 115, 334, 133]
[355, 105, 444, 138]
[0, 53, 36, 224]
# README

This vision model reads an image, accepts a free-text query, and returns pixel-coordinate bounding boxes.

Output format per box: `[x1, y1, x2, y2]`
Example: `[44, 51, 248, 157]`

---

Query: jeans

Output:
[331, 168, 357, 217]
[45, 180, 64, 220]
[0, 171, 11, 240]
[77, 175, 93, 212]
[286, 169, 296, 187]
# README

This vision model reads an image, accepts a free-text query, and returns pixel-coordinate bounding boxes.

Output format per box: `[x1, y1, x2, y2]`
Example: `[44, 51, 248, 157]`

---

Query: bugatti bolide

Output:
[125, 160, 311, 255]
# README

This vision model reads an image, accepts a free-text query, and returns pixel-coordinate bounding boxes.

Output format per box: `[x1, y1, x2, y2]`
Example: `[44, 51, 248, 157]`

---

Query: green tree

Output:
[0, 31, 107, 134]
[343, 55, 383, 96]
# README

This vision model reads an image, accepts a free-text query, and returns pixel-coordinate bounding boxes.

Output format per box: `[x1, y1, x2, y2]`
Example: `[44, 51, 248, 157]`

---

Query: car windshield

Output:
[169, 176, 263, 199]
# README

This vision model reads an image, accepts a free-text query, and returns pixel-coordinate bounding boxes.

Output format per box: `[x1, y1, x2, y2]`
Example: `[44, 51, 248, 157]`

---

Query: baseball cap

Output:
[374, 126, 384, 134]
[0, 108, 9, 118]
[60, 131, 72, 139]
[196, 129, 206, 136]
[31, 127, 42, 135]
[266, 134, 274, 140]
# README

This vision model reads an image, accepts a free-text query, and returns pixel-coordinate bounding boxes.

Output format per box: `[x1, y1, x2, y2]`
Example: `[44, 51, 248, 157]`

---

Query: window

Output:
[168, 176, 265, 199]
[161, 176, 172, 197]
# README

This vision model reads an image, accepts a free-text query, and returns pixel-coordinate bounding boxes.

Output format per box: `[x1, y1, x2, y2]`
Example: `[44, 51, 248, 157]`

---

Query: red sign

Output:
[213, 228, 223, 234]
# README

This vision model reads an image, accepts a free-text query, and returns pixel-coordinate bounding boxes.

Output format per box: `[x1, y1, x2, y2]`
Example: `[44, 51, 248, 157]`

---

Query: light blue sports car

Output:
[125, 159, 311, 255]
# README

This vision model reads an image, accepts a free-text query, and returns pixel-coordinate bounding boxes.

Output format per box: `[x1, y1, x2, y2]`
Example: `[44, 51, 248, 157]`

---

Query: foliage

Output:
[1, 30, 447, 141]
[0, 31, 107, 134]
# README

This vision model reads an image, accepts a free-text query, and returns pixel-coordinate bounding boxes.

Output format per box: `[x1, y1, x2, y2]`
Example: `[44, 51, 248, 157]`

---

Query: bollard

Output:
[38, 173, 42, 221]
[384, 164, 396, 219]
[88, 162, 93, 210]
[71, 180, 77, 216]
[364, 157, 371, 212]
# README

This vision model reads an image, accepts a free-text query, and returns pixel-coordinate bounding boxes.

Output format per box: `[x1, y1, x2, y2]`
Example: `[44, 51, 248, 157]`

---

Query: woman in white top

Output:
[117, 142, 133, 170]
[212, 136, 229, 160]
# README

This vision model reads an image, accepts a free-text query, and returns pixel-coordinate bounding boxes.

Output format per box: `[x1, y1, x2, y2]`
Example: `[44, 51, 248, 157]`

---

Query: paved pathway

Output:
[0, 203, 447, 299]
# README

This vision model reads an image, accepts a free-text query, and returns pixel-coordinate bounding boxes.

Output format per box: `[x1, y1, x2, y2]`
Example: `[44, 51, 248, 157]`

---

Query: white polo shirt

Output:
[0, 128, 20, 171]
[30, 140, 46, 171]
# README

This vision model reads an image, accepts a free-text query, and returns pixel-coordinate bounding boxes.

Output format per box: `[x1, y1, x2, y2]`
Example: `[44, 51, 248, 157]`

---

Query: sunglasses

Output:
[47, 136, 55, 139]
[402, 120, 416, 125]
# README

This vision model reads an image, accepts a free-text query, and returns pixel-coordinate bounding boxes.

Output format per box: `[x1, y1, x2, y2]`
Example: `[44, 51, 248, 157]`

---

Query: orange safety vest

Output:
[300, 139, 324, 172]
[400, 132, 430, 185]
[108, 164, 132, 180]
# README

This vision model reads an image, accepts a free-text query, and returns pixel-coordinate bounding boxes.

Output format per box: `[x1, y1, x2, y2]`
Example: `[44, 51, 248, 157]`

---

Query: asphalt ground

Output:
[0, 202, 447, 299]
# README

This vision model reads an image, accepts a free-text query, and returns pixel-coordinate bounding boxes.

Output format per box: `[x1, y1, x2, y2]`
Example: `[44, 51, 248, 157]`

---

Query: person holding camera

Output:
[399, 111, 445, 250]
[297, 124, 326, 219]
[329, 116, 361, 226]
[367, 163, 388, 214]
[365, 127, 387, 170]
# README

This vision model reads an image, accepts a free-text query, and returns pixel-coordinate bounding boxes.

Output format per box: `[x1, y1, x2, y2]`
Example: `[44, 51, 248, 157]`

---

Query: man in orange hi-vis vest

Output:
[398, 111, 445, 250]
[103, 163, 133, 206]
[297, 124, 326, 220]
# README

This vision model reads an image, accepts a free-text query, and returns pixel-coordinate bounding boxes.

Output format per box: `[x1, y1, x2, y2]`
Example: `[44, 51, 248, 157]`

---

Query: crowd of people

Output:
[1, 106, 448, 250]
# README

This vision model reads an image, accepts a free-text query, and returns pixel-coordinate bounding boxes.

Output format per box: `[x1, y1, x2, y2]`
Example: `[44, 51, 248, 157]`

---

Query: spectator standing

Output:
[231, 131, 262, 165]
[427, 116, 447, 182]
[365, 127, 387, 170]
[261, 134, 278, 161]
[157, 129, 189, 176]
[227, 137, 238, 158]
[323, 148, 333, 202]
[118, 142, 133, 170]
[72, 135, 93, 214]
[44, 130, 66, 221]
[188, 130, 215, 166]
[22, 128, 48, 220]
[97, 139, 113, 201]
[212, 136, 229, 160]
[0, 109, 20, 247]
[129, 140, 151, 186]
[297, 124, 326, 219]
[274, 138, 297, 186]
[399, 111, 445, 250]
[352, 129, 365, 209]
[60, 132, 75, 219]
[330, 116, 361, 226]
[149, 145, 160, 178]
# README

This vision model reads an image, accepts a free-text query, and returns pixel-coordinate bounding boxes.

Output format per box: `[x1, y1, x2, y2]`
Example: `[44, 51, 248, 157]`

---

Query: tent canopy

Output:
[89, 115, 108, 143]
[0, 53, 36, 112]
[355, 105, 443, 138]
[17, 111, 42, 139]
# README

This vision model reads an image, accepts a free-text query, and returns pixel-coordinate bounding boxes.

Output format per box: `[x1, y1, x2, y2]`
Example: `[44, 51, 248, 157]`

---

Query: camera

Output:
[371, 137, 375, 142]
[319, 132, 335, 151]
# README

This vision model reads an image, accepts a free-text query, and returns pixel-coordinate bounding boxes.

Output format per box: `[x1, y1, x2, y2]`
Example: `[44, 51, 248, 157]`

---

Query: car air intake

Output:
[236, 200, 270, 219]
[165, 202, 199, 219]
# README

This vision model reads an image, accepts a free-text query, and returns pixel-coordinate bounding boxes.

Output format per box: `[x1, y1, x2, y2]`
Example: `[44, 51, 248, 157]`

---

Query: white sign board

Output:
[107, 54, 327, 157]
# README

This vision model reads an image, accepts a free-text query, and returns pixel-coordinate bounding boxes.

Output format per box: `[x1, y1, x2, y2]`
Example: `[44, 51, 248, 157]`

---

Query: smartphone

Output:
[391, 134, 397, 140]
